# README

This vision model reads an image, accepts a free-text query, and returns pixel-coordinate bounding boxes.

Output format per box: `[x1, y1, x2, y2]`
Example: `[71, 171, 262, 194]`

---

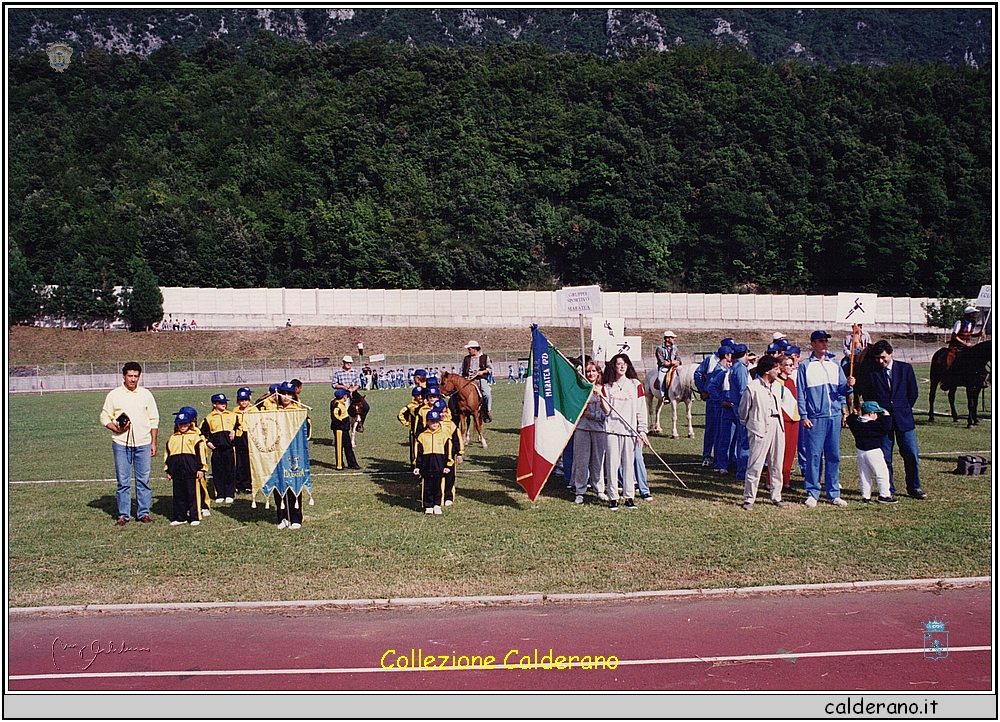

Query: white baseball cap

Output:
[964, 306, 979, 314]
[772, 332, 786, 340]
[465, 340, 481, 349]
[663, 330, 676, 338]
[342, 355, 354, 363]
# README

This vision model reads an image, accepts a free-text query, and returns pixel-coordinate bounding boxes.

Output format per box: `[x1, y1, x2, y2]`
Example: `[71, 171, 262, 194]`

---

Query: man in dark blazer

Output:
[862, 339, 927, 499]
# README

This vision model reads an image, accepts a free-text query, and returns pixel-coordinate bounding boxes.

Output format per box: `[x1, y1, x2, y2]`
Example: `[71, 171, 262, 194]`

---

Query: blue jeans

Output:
[479, 379, 492, 414]
[113, 442, 152, 519]
[881, 427, 921, 496]
[802, 416, 842, 500]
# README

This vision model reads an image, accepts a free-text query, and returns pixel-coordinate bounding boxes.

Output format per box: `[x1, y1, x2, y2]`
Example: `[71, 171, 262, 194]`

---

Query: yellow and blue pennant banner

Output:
[241, 408, 312, 506]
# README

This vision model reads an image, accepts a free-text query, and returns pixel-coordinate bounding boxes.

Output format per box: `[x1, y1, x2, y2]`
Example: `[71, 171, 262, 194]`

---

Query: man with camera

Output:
[100, 362, 160, 526]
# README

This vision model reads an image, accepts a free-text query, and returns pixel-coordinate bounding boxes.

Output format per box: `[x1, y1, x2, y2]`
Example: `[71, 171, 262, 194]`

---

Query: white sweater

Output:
[603, 376, 648, 437]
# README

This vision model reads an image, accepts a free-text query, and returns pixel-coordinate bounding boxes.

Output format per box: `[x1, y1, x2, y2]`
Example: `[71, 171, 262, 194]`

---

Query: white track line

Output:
[9, 645, 991, 681]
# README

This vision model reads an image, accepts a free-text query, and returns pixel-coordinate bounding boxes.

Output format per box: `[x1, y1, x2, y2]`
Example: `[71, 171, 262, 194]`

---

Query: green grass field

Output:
[7, 367, 992, 607]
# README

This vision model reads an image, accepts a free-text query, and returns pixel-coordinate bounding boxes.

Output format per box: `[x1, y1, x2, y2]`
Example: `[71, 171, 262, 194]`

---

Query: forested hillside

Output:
[8, 36, 991, 301]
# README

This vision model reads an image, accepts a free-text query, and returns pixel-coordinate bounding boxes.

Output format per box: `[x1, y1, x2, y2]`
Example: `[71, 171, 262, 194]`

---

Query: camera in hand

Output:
[116, 413, 130, 429]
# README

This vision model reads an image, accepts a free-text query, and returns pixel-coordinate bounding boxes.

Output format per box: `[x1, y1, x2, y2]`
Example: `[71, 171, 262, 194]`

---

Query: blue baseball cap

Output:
[732, 343, 748, 357]
[334, 388, 349, 399]
[432, 399, 448, 412]
[717, 346, 734, 357]
[426, 410, 442, 423]
[425, 385, 441, 396]
[269, 383, 279, 393]
[237, 387, 252, 400]
[278, 381, 296, 394]
[414, 369, 427, 377]
[810, 330, 832, 341]
[861, 401, 887, 415]
[786, 345, 801, 356]
[412, 386, 425, 397]
[211, 393, 228, 404]
[174, 406, 198, 424]
[721, 337, 735, 348]
[766, 343, 781, 355]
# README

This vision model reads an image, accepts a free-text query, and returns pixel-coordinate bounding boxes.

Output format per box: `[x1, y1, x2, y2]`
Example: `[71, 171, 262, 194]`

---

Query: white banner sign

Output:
[555, 285, 602, 315]
[835, 293, 878, 326]
[368, 353, 386, 362]
[975, 285, 991, 308]
[591, 316, 625, 342]
[613, 336, 642, 364]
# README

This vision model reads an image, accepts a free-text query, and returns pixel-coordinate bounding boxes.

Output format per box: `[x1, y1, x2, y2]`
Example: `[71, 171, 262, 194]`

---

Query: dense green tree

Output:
[6, 37, 992, 297]
[8, 239, 42, 326]
[120, 256, 164, 331]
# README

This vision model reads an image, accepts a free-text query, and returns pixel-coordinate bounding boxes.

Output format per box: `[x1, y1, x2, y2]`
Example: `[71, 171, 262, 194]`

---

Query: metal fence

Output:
[8, 340, 947, 394]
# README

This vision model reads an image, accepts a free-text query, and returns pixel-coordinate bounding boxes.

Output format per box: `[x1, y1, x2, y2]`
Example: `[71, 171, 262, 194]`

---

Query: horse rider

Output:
[655, 331, 681, 395]
[332, 355, 370, 432]
[460, 341, 493, 423]
[942, 306, 981, 389]
[842, 323, 871, 364]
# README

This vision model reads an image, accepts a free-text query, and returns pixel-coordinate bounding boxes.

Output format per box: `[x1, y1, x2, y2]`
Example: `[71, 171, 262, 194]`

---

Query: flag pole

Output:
[579, 313, 586, 369]
[599, 392, 689, 490]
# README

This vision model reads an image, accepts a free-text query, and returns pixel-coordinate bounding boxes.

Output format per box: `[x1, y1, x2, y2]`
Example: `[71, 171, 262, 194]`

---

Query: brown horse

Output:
[439, 371, 487, 449]
[928, 340, 991, 427]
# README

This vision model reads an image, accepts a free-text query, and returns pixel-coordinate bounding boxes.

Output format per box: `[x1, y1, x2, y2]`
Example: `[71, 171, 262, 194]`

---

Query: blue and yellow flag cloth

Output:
[241, 408, 312, 506]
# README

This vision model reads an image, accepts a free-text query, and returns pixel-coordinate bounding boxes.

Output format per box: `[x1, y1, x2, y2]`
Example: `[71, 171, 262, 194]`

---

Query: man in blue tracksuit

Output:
[706, 347, 735, 474]
[694, 340, 730, 467]
[797, 330, 855, 507]
[727, 343, 751, 481]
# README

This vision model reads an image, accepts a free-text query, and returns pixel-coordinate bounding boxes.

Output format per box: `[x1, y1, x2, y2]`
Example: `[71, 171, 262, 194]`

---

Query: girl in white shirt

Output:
[600, 354, 649, 511]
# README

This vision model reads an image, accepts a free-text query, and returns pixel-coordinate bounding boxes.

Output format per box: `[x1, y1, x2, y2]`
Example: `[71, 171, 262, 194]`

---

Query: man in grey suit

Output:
[738, 355, 786, 510]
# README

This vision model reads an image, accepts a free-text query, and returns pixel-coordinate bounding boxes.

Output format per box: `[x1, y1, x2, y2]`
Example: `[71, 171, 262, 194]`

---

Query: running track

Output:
[8, 583, 991, 692]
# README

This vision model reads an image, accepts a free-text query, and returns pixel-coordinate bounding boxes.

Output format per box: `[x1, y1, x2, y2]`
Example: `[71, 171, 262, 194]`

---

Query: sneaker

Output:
[701, 457, 713, 467]
[907, 490, 928, 500]
[862, 497, 871, 504]
[444, 500, 453, 507]
[115, 516, 129, 526]
[170, 520, 185, 526]
[741, 501, 753, 510]
[201, 508, 211, 517]
[190, 520, 200, 526]
[574, 495, 585, 505]
[289, 523, 302, 529]
[215, 497, 223, 503]
[597, 492, 609, 502]
[608, 500, 619, 511]
[624, 499, 637, 510]
[878, 495, 899, 504]
[225, 497, 234, 504]
[804, 496, 818, 508]
[425, 507, 434, 515]
[641, 494, 652, 500]
[828, 497, 848, 507]
[717, 468, 728, 475]
[278, 519, 290, 528]
[433, 505, 443, 515]
[772, 500, 787, 508]
[349, 465, 362, 470]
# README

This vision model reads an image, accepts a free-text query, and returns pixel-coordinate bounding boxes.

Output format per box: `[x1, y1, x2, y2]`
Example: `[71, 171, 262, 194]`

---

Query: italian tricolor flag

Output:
[516, 325, 594, 502]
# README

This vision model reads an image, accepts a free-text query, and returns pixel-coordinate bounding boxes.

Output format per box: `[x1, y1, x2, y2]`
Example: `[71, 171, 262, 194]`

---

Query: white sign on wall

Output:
[368, 353, 386, 362]
[835, 293, 879, 326]
[975, 285, 991, 308]
[555, 285, 603, 315]
[591, 316, 625, 341]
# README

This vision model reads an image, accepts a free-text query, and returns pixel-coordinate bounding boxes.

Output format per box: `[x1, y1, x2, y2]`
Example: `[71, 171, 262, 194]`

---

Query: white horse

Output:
[643, 364, 696, 439]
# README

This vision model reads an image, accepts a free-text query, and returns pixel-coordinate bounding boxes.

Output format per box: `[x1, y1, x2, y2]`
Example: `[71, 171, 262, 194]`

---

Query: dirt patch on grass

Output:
[8, 325, 943, 366]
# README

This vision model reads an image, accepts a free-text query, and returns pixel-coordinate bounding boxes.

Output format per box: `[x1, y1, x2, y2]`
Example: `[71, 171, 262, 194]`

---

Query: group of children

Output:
[163, 381, 310, 528]
[397, 381, 465, 515]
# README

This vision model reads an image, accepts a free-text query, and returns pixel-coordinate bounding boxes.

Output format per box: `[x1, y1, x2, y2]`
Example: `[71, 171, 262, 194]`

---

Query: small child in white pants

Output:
[846, 401, 898, 504]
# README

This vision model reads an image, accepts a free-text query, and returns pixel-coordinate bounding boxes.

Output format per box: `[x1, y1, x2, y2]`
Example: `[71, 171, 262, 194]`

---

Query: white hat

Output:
[964, 306, 979, 314]
[465, 340, 481, 349]
[342, 355, 354, 363]
[663, 330, 676, 338]
[772, 332, 786, 340]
